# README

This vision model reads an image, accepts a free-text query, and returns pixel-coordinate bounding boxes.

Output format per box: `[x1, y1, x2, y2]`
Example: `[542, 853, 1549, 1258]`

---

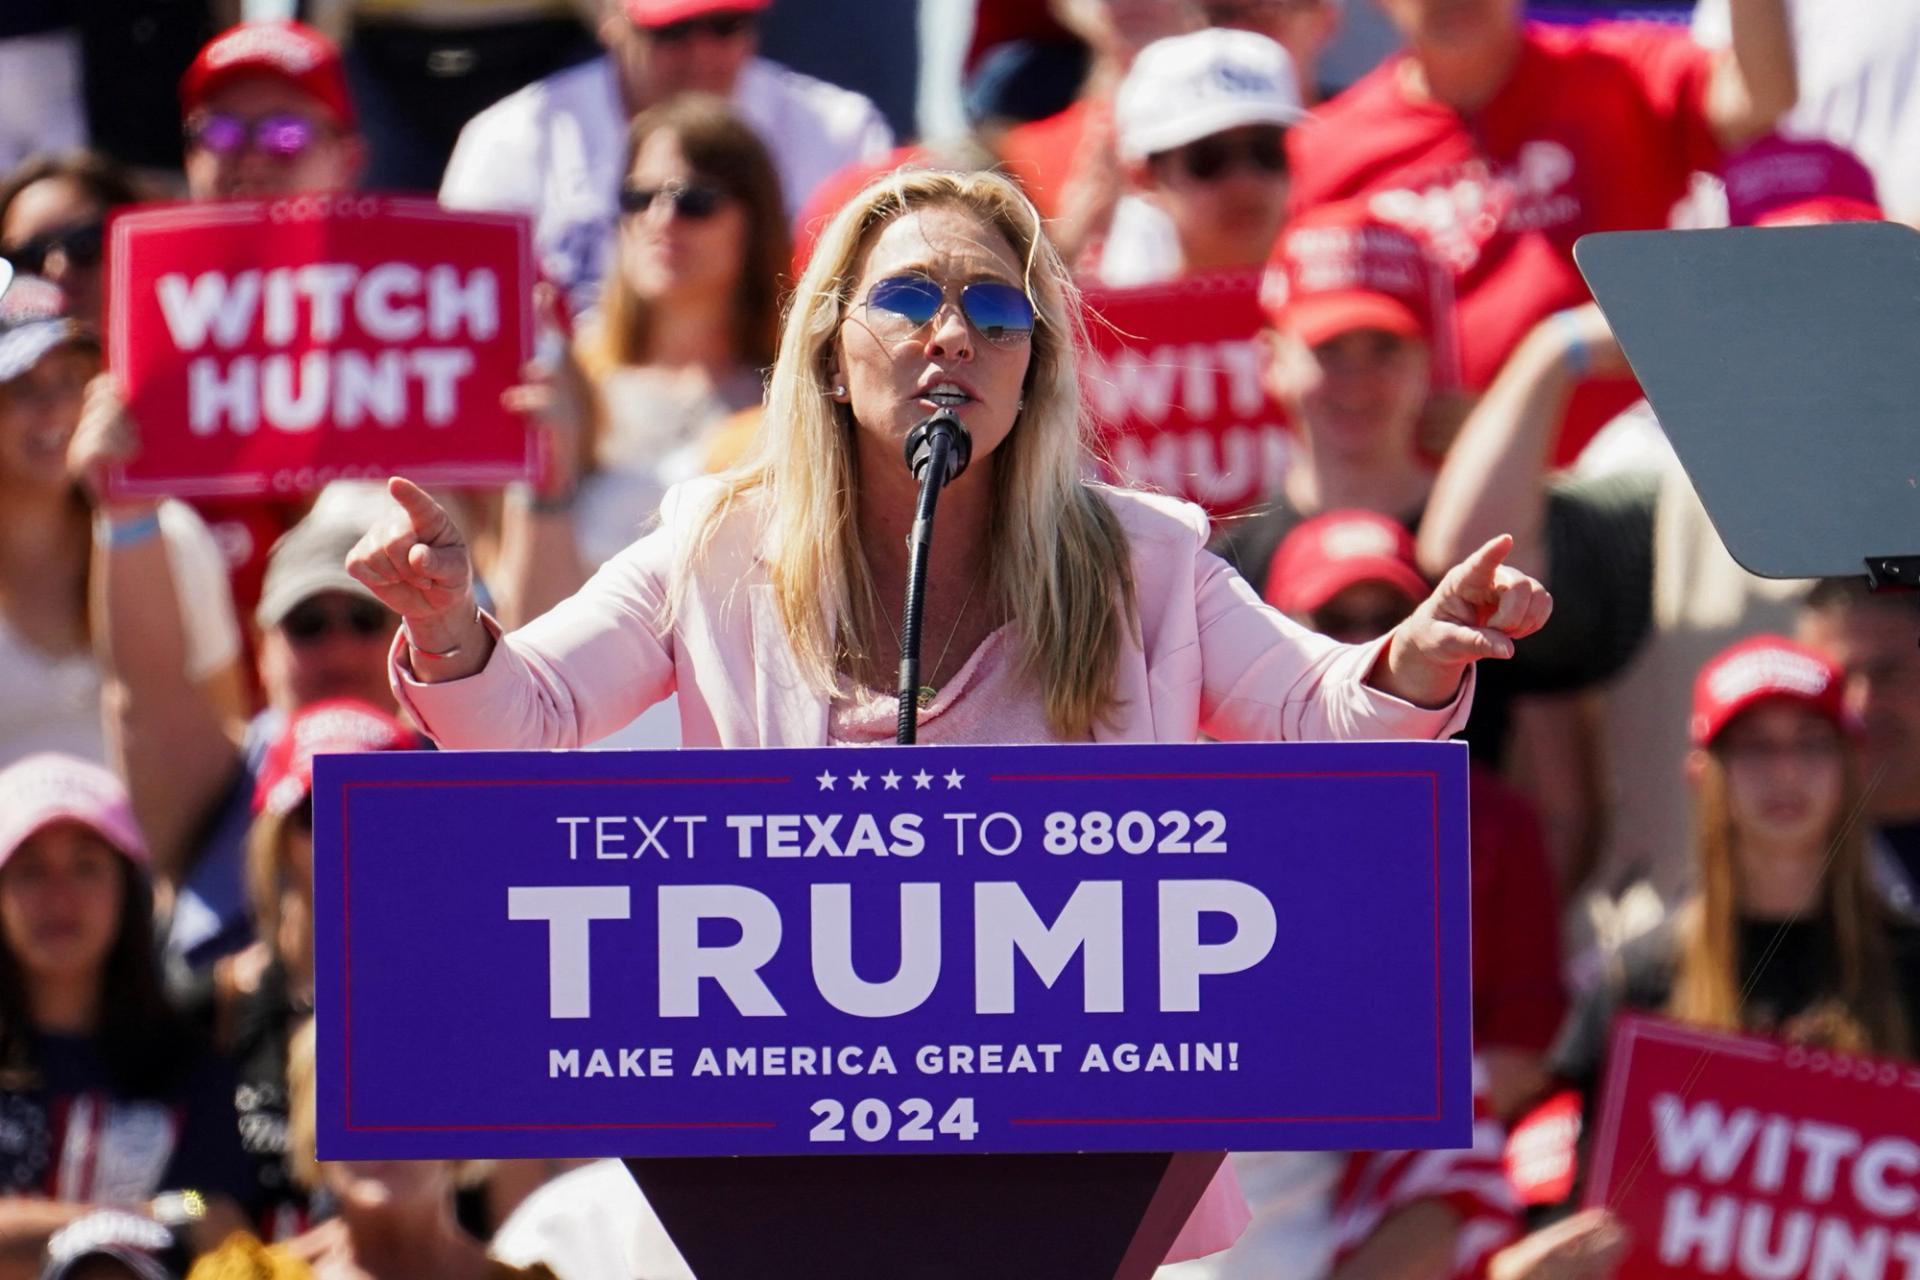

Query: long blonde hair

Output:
[679, 168, 1135, 739]
[1671, 749, 1910, 1055]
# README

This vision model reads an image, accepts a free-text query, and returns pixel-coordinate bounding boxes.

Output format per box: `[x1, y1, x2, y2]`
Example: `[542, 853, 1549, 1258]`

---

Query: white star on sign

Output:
[849, 770, 870, 791]
[881, 771, 902, 790]
[816, 770, 837, 791]
[944, 769, 965, 790]
[913, 770, 934, 790]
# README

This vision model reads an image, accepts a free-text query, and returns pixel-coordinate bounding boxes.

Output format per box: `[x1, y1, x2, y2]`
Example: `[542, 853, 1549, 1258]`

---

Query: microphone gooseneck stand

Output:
[896, 410, 973, 744]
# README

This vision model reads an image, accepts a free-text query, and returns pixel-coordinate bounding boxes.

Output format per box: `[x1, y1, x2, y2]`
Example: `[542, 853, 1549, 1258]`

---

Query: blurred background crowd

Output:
[1, 0, 1918, 1276]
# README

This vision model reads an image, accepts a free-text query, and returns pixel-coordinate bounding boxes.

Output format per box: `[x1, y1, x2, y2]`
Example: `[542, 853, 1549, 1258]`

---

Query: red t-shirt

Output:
[997, 97, 1104, 223]
[1289, 23, 1721, 463]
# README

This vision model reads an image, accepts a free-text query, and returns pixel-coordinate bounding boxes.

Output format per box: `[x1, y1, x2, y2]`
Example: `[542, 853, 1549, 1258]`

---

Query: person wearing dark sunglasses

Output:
[0, 151, 144, 330]
[441, 0, 891, 316]
[179, 21, 365, 203]
[0, 219, 103, 280]
[1098, 28, 1306, 286]
[252, 504, 402, 719]
[525, 94, 789, 585]
[617, 1, 763, 103]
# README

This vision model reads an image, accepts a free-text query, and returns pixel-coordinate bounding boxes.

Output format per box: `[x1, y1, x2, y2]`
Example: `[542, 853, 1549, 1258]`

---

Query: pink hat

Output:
[254, 699, 422, 818]
[1722, 136, 1882, 228]
[1262, 203, 1441, 347]
[0, 754, 149, 870]
[181, 21, 355, 129]
[625, 0, 770, 28]
[1266, 510, 1429, 618]
[1690, 635, 1854, 748]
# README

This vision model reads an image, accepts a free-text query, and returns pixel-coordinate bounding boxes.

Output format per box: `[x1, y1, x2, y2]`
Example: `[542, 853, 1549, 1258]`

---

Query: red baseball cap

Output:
[1722, 136, 1882, 228]
[1261, 204, 1440, 347]
[254, 699, 422, 818]
[181, 21, 355, 129]
[1265, 510, 1429, 618]
[1690, 635, 1853, 749]
[626, 0, 770, 27]
[0, 754, 150, 871]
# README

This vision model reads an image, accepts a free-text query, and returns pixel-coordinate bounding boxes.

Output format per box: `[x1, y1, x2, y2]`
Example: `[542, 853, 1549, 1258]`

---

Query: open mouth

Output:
[917, 381, 975, 410]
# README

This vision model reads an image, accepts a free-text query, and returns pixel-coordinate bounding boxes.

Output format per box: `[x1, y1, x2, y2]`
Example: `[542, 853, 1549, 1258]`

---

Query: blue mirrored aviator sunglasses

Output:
[862, 275, 1036, 347]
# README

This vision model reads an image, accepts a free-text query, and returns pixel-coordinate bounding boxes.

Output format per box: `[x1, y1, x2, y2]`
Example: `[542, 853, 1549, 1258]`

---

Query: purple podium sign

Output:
[313, 740, 1471, 1160]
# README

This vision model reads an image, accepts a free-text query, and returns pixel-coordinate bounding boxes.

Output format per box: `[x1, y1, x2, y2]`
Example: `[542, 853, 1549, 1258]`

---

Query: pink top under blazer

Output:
[392, 479, 1474, 749]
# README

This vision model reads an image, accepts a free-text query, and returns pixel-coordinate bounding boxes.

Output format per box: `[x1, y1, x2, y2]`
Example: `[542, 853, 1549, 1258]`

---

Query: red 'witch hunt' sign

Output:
[1081, 271, 1292, 521]
[108, 194, 535, 498]
[1587, 1014, 1920, 1278]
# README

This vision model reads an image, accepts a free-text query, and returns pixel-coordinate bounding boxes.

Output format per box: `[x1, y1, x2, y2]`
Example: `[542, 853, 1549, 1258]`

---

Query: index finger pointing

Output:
[1455, 534, 1514, 591]
[388, 476, 451, 542]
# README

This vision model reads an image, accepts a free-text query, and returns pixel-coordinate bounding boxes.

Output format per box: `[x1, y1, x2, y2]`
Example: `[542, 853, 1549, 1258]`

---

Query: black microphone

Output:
[903, 409, 973, 487]
[894, 409, 973, 744]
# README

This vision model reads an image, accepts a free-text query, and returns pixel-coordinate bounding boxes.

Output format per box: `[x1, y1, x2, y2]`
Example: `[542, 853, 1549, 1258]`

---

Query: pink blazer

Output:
[390, 480, 1473, 1262]
[393, 479, 1472, 749]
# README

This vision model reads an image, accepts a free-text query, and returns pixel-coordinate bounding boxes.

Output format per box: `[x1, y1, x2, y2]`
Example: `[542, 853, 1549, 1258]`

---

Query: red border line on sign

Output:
[342, 776, 790, 789]
[1432, 772, 1443, 1121]
[351, 1121, 777, 1132]
[1010, 1113, 1434, 1126]
[337, 774, 788, 1134]
[342, 787, 354, 1128]
[989, 768, 1448, 1128]
[984, 770, 1440, 782]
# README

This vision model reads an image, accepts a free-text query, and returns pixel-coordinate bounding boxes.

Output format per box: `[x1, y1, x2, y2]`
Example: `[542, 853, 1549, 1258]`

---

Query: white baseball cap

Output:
[1115, 28, 1306, 162]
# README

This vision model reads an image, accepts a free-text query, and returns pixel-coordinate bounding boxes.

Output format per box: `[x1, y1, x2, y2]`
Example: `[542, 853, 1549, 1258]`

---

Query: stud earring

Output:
[831, 383, 847, 399]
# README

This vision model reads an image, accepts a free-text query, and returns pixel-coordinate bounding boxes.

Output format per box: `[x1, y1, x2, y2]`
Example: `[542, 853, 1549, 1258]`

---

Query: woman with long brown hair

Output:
[0, 754, 253, 1269]
[502, 91, 791, 613]
[1544, 635, 1920, 1213]
[1669, 641, 1915, 1051]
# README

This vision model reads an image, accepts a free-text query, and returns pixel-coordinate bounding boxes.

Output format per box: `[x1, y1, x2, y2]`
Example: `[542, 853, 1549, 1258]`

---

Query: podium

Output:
[313, 740, 1475, 1276]
[623, 1151, 1219, 1278]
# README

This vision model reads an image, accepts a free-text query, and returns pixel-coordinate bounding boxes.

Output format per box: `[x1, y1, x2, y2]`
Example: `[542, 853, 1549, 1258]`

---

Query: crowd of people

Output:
[2, 0, 1918, 1276]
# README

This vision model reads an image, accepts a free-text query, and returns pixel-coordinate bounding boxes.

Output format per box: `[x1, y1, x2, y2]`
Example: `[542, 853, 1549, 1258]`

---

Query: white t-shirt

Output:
[490, 1159, 694, 1280]
[0, 501, 242, 766]
[1092, 194, 1184, 288]
[1694, 0, 1920, 220]
[439, 54, 893, 314]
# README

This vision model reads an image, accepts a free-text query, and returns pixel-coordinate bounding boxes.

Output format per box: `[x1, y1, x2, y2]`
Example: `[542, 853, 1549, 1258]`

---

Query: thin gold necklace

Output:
[868, 564, 988, 710]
